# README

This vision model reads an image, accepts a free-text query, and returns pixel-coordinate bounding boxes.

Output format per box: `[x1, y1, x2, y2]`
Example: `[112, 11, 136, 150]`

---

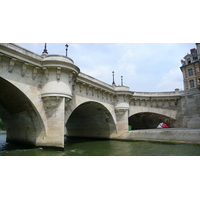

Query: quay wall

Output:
[175, 89, 200, 128]
[117, 129, 200, 145]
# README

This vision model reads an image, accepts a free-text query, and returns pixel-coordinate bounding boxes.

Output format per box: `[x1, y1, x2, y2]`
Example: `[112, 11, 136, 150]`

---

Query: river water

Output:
[0, 133, 200, 156]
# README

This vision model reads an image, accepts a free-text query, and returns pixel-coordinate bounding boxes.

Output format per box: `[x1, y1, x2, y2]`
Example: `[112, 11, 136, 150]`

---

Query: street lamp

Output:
[112, 71, 116, 86]
[65, 44, 69, 57]
[42, 43, 48, 54]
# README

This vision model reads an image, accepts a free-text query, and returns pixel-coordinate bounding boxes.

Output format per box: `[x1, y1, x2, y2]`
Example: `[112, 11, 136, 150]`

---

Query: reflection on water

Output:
[0, 134, 200, 156]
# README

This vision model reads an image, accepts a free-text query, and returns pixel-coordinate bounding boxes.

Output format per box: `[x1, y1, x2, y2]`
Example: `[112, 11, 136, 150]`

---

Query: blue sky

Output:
[16, 43, 195, 92]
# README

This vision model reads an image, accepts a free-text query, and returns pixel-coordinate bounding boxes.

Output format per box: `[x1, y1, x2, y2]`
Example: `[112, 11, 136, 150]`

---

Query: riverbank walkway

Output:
[118, 128, 200, 145]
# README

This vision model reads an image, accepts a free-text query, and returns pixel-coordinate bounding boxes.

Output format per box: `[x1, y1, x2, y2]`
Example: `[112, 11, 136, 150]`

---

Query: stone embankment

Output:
[175, 88, 200, 128]
[117, 128, 200, 145]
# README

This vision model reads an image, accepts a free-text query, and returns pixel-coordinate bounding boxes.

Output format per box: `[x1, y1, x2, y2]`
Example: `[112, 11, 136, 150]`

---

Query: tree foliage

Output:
[0, 119, 6, 130]
[198, 78, 200, 91]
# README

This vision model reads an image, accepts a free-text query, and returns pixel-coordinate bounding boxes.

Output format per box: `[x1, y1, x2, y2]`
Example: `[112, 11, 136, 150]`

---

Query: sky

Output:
[16, 43, 195, 92]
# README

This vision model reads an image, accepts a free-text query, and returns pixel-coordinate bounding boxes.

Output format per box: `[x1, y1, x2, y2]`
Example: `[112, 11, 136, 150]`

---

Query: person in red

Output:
[162, 123, 169, 128]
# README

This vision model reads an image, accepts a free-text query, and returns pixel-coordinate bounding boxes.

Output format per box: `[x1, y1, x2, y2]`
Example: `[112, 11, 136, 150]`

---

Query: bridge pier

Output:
[35, 97, 67, 148]
[114, 108, 129, 136]
[113, 89, 131, 136]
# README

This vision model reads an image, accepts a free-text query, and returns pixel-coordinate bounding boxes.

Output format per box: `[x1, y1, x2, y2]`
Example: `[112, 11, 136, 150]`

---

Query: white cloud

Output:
[156, 68, 183, 91]
[81, 64, 113, 84]
[120, 49, 135, 62]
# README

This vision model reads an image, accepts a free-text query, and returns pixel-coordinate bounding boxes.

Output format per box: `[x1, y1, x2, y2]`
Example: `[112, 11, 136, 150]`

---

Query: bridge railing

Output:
[133, 89, 181, 97]
[0, 43, 42, 60]
[77, 72, 115, 91]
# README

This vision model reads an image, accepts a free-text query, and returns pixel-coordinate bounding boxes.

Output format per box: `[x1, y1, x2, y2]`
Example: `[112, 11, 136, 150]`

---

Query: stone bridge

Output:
[0, 43, 181, 148]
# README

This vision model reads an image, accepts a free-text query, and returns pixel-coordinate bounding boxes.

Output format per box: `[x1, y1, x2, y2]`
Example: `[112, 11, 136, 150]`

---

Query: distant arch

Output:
[66, 101, 117, 138]
[128, 112, 175, 130]
[129, 106, 177, 119]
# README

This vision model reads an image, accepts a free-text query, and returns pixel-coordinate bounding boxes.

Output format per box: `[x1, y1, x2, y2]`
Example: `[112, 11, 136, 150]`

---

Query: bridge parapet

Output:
[76, 72, 114, 93]
[131, 89, 181, 108]
[75, 72, 133, 96]
[0, 43, 42, 60]
[133, 89, 181, 97]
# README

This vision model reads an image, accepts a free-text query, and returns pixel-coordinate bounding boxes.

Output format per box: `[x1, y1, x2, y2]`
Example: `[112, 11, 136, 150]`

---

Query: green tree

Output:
[0, 119, 6, 130]
[198, 78, 200, 91]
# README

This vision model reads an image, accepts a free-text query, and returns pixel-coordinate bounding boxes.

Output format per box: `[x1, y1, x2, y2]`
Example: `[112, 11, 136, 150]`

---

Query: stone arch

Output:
[0, 77, 46, 146]
[129, 106, 177, 119]
[128, 112, 175, 130]
[66, 101, 117, 138]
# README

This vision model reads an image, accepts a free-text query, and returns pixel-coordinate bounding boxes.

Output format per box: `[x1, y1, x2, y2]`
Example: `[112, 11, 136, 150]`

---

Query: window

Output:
[193, 56, 198, 61]
[187, 58, 191, 64]
[192, 50, 198, 61]
[188, 68, 193, 76]
[189, 80, 195, 88]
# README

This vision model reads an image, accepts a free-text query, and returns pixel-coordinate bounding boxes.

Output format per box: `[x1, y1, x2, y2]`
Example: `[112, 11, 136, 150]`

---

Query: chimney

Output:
[190, 48, 195, 54]
[196, 43, 200, 60]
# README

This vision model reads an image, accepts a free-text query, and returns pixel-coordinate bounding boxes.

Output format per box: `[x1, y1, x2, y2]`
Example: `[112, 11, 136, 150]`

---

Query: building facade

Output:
[180, 43, 200, 90]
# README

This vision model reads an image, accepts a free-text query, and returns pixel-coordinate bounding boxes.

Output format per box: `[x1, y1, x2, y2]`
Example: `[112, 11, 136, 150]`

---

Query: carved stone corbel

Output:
[123, 94, 128, 102]
[32, 67, 39, 80]
[8, 58, 17, 73]
[57, 67, 61, 80]
[69, 71, 77, 84]
[86, 86, 89, 95]
[65, 98, 71, 109]
[72, 81, 76, 91]
[80, 83, 84, 93]
[102, 90, 104, 99]
[155, 99, 159, 107]
[89, 85, 94, 96]
[115, 108, 129, 116]
[110, 94, 114, 102]
[95, 87, 99, 98]
[21, 63, 29, 77]
[162, 99, 165, 106]
[43, 67, 49, 80]
[69, 72, 73, 83]
[105, 92, 108, 100]
[116, 95, 119, 102]
[42, 96, 62, 109]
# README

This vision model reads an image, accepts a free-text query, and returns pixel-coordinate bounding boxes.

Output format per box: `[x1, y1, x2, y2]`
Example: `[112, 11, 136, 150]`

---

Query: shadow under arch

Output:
[0, 77, 46, 146]
[66, 101, 117, 139]
[128, 112, 175, 130]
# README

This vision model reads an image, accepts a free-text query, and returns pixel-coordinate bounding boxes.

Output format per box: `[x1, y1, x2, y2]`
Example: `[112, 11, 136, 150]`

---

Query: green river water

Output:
[1, 133, 200, 156]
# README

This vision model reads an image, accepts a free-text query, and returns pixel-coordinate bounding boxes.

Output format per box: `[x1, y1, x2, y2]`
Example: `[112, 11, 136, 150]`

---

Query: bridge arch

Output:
[128, 111, 175, 130]
[66, 101, 117, 138]
[0, 77, 46, 145]
[129, 106, 177, 119]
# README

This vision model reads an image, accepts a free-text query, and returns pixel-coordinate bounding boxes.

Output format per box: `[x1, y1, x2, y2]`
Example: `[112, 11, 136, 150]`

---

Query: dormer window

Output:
[187, 58, 191, 64]
[192, 49, 198, 61]
[188, 68, 193, 76]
